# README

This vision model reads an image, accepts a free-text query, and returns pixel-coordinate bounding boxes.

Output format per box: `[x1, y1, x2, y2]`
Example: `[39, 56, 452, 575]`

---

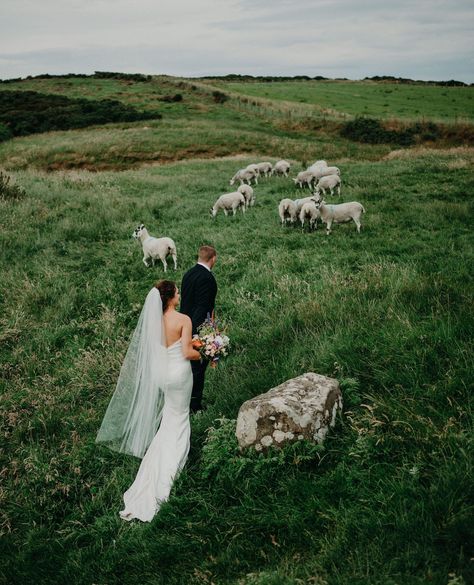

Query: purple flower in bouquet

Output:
[192, 313, 230, 367]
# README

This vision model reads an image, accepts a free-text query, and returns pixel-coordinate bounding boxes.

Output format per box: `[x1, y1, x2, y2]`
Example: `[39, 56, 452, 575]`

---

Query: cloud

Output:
[0, 0, 472, 81]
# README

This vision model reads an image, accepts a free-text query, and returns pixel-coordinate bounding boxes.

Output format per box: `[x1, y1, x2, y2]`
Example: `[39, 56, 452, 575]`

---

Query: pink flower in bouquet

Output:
[193, 313, 230, 367]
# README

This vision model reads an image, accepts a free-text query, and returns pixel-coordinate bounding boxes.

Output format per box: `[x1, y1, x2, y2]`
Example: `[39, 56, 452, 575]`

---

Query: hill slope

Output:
[0, 75, 473, 585]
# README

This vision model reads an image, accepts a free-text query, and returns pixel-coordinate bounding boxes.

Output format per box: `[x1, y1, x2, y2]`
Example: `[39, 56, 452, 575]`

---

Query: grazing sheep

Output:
[299, 201, 320, 230]
[294, 196, 316, 215]
[211, 192, 246, 218]
[307, 160, 328, 173]
[245, 163, 260, 175]
[237, 184, 255, 208]
[256, 162, 273, 177]
[273, 160, 291, 177]
[278, 198, 297, 225]
[315, 174, 341, 197]
[312, 197, 365, 235]
[312, 166, 341, 180]
[293, 169, 316, 189]
[230, 168, 258, 186]
[133, 224, 177, 272]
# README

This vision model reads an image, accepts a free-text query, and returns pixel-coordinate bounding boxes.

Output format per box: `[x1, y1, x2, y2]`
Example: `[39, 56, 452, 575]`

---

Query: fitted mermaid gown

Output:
[119, 340, 192, 522]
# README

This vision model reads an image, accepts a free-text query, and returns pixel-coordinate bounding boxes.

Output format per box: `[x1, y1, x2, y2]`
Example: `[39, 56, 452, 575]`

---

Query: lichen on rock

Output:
[235, 372, 343, 451]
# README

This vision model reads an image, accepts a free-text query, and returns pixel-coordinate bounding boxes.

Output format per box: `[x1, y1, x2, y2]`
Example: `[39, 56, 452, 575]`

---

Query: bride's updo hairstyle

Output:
[155, 280, 177, 310]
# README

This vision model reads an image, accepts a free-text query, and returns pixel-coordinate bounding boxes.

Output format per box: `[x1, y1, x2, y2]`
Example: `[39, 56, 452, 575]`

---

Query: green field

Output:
[210, 79, 474, 122]
[1, 75, 473, 585]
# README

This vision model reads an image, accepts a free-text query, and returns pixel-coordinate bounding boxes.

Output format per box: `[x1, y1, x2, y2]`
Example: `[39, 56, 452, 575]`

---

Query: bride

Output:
[96, 280, 201, 522]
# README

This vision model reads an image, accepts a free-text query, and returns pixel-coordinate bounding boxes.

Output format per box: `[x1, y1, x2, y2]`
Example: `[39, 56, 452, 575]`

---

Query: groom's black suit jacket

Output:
[180, 264, 217, 334]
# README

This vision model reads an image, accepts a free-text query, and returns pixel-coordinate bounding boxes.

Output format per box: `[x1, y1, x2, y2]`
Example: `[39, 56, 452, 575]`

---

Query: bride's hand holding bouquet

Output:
[192, 312, 230, 368]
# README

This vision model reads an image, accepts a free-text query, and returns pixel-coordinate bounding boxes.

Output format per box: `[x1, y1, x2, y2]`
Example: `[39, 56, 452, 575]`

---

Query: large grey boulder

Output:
[236, 372, 342, 451]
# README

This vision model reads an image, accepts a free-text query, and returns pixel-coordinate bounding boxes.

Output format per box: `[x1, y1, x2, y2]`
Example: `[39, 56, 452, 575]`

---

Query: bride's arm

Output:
[181, 316, 201, 360]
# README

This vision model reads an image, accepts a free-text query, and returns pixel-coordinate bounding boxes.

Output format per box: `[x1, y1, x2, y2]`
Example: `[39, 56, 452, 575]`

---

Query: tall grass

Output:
[1, 145, 473, 584]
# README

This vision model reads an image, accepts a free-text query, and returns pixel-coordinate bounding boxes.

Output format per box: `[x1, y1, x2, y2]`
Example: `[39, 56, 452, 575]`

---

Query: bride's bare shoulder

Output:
[178, 313, 192, 326]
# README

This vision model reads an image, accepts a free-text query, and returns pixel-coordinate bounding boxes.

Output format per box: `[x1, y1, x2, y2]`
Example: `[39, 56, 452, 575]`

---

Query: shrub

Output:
[410, 121, 441, 142]
[340, 117, 451, 146]
[93, 71, 151, 82]
[341, 117, 378, 143]
[0, 122, 12, 142]
[161, 93, 183, 102]
[27, 73, 89, 80]
[340, 117, 412, 145]
[212, 90, 229, 104]
[340, 116, 462, 146]
[0, 171, 26, 201]
[0, 90, 161, 139]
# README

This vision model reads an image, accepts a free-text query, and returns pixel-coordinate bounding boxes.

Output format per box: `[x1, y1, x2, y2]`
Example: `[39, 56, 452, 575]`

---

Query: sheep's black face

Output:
[132, 224, 145, 239]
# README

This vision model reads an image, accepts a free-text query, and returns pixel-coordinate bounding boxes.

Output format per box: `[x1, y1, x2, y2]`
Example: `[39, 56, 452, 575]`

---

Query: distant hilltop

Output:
[197, 74, 471, 87]
[0, 71, 472, 87]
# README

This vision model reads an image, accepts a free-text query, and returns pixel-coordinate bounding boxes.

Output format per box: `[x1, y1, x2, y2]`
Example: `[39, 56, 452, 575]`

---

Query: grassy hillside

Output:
[208, 79, 474, 122]
[1, 76, 472, 174]
[0, 75, 473, 585]
[0, 75, 197, 116]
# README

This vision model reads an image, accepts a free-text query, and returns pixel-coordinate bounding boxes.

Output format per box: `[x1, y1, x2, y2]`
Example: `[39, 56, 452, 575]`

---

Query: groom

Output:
[180, 245, 218, 413]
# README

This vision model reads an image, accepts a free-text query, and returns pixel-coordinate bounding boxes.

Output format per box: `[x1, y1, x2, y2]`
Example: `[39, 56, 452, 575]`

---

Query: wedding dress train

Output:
[119, 339, 192, 522]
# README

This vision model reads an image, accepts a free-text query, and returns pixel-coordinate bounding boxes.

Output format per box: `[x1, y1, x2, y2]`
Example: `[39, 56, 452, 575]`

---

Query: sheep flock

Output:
[134, 159, 366, 271]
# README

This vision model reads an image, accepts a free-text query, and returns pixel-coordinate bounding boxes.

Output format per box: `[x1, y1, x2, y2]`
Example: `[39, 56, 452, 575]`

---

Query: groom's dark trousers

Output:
[180, 264, 217, 412]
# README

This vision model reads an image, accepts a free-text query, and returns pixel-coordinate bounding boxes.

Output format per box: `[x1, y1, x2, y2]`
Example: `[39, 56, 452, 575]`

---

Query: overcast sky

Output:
[1, 0, 473, 82]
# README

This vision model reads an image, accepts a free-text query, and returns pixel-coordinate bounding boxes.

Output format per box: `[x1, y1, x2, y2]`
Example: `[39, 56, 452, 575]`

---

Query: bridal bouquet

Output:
[192, 313, 230, 368]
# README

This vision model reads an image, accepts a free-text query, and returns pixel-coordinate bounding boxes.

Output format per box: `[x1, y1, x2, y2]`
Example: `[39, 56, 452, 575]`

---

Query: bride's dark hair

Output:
[155, 280, 177, 310]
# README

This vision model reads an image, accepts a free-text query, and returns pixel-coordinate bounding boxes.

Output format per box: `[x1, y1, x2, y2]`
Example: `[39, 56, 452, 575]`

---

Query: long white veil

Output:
[96, 287, 168, 458]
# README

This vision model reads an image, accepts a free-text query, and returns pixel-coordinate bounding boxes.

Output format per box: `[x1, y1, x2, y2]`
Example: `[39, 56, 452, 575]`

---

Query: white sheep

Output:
[133, 224, 177, 272]
[315, 174, 341, 197]
[230, 167, 258, 186]
[312, 166, 341, 180]
[211, 192, 246, 218]
[312, 197, 365, 235]
[278, 198, 297, 225]
[245, 163, 260, 175]
[237, 184, 255, 208]
[272, 160, 291, 177]
[307, 160, 328, 173]
[293, 169, 316, 189]
[299, 201, 320, 230]
[256, 162, 273, 177]
[294, 196, 316, 214]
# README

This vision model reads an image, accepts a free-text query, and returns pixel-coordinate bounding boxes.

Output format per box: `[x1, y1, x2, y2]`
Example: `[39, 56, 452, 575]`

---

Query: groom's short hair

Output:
[198, 245, 217, 262]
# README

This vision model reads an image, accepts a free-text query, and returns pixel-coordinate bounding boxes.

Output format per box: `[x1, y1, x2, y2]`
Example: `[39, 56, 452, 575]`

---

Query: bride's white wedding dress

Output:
[95, 287, 194, 523]
[119, 339, 192, 522]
